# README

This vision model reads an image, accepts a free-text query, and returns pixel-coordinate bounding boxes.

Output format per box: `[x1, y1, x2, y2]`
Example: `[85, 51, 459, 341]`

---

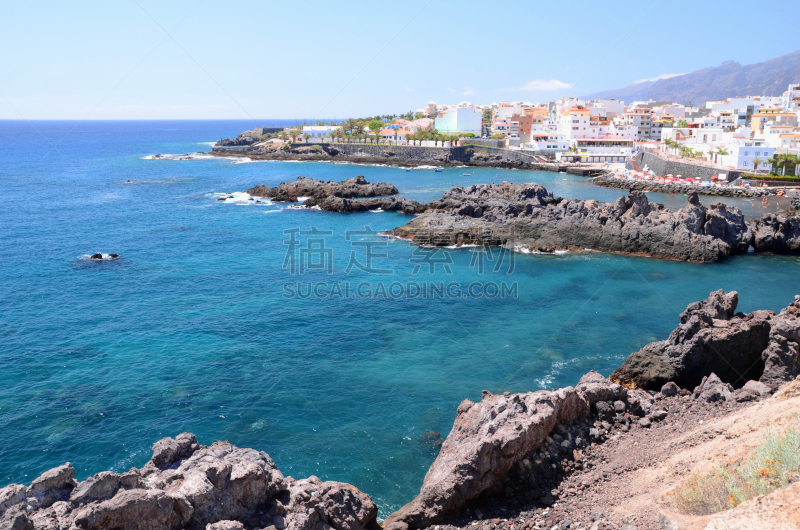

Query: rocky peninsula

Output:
[4, 290, 800, 530]
[212, 142, 556, 171]
[245, 176, 800, 262]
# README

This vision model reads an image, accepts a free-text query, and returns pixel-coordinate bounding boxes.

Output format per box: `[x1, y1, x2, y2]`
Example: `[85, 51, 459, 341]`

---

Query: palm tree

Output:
[289, 129, 299, 143]
[776, 153, 795, 176]
[302, 133, 310, 144]
[752, 157, 762, 174]
[715, 147, 729, 166]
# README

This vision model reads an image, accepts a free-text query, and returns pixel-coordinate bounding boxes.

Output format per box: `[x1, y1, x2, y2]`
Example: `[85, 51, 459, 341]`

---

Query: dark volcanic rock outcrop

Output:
[610, 290, 772, 390]
[384, 374, 628, 530]
[760, 295, 800, 386]
[612, 290, 800, 391]
[751, 212, 800, 254]
[388, 183, 752, 262]
[247, 176, 398, 202]
[217, 128, 269, 147]
[304, 195, 427, 215]
[0, 433, 377, 530]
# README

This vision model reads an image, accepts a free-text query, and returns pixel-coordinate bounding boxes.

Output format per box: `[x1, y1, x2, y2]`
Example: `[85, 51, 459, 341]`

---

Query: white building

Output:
[435, 105, 482, 136]
[754, 124, 798, 148]
[587, 99, 625, 116]
[523, 132, 570, 152]
[557, 138, 635, 163]
[660, 104, 688, 119]
[553, 97, 586, 118]
[558, 107, 591, 139]
[719, 139, 775, 172]
[782, 84, 800, 112]
[301, 125, 341, 141]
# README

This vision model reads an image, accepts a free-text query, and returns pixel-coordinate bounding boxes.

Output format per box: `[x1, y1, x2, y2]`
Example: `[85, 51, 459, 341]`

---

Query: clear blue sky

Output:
[1, 0, 797, 120]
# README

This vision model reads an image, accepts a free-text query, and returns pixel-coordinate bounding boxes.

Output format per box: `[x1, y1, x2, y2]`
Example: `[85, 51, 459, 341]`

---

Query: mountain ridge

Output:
[584, 50, 800, 105]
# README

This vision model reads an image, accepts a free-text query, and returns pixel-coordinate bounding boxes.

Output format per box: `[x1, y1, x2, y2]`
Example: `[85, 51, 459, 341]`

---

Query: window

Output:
[756, 151, 760, 156]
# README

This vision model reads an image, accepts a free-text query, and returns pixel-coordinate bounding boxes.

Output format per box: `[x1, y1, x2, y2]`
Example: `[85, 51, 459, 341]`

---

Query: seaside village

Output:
[288, 82, 800, 190]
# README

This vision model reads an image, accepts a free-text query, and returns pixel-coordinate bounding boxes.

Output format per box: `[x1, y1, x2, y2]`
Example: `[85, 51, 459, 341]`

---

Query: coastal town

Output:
[8, 0, 800, 528]
[218, 82, 800, 195]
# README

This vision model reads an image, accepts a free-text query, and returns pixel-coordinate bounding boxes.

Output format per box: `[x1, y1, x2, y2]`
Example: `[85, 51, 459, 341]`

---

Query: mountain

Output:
[584, 50, 800, 105]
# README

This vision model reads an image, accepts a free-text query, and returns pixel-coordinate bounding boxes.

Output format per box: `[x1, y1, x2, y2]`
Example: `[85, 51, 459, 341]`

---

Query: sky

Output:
[1, 0, 798, 120]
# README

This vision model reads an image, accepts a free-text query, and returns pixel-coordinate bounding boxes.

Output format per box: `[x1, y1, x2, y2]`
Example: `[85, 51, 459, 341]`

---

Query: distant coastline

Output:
[209, 142, 606, 176]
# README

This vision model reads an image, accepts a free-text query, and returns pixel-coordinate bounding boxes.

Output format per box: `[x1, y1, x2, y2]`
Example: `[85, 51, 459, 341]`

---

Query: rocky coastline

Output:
[245, 176, 800, 262]
[212, 143, 557, 171]
[593, 173, 771, 198]
[4, 290, 799, 530]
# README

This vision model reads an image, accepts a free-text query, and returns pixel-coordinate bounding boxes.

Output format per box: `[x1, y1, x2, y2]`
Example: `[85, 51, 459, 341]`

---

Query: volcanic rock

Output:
[246, 176, 398, 202]
[216, 128, 267, 146]
[388, 184, 752, 262]
[751, 212, 800, 254]
[760, 295, 800, 387]
[284, 476, 377, 530]
[610, 290, 772, 390]
[207, 521, 246, 530]
[660, 382, 679, 397]
[692, 373, 735, 402]
[305, 195, 427, 215]
[27, 462, 76, 509]
[1, 434, 378, 530]
[384, 374, 625, 530]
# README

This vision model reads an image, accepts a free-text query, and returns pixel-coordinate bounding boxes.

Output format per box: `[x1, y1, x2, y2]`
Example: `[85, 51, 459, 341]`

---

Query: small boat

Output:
[434, 168, 443, 172]
[406, 168, 411, 172]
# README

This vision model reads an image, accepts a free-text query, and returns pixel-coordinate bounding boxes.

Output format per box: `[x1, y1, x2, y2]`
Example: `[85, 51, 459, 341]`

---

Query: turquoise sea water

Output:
[1, 120, 799, 516]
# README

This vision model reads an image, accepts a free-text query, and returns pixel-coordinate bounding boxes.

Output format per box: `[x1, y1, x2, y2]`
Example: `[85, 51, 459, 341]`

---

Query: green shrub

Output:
[281, 142, 292, 152]
[312, 145, 322, 152]
[740, 173, 800, 182]
[670, 416, 800, 515]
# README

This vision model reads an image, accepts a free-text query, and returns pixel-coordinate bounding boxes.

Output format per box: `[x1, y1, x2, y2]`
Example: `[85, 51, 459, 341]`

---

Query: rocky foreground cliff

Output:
[247, 176, 800, 262]
[4, 292, 800, 530]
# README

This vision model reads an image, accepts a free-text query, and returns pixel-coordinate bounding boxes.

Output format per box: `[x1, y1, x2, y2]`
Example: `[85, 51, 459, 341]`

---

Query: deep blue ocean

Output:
[1, 120, 798, 516]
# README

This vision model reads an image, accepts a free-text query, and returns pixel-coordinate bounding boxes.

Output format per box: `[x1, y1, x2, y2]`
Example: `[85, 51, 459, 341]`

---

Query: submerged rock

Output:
[610, 290, 772, 390]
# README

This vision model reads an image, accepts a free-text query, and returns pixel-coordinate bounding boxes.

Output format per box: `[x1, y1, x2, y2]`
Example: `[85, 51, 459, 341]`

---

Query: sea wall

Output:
[634, 151, 744, 182]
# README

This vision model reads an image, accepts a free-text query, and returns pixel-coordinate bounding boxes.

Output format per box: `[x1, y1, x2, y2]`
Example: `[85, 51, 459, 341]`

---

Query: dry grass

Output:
[668, 416, 800, 515]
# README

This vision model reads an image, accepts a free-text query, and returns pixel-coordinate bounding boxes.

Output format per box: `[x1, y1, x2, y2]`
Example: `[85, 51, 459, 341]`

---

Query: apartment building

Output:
[558, 106, 592, 139]
[782, 84, 800, 112]
[623, 107, 654, 139]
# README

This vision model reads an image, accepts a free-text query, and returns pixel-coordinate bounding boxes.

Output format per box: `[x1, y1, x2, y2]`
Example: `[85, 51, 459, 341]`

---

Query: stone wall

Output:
[460, 138, 506, 148]
[635, 151, 744, 182]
